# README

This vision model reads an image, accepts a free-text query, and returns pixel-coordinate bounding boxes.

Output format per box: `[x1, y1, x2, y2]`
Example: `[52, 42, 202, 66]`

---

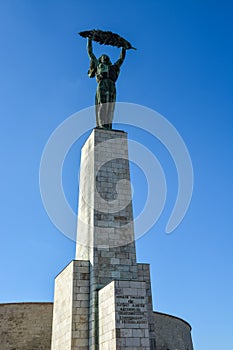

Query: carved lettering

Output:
[116, 295, 147, 325]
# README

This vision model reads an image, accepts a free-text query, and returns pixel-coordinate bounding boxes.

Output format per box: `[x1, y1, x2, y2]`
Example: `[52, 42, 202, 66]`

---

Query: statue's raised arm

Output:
[87, 38, 98, 78]
[87, 38, 97, 62]
[114, 47, 126, 68]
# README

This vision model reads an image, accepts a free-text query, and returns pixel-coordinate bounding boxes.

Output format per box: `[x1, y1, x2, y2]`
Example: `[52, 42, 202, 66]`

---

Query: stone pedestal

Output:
[76, 128, 136, 267]
[75, 129, 143, 349]
[99, 280, 150, 350]
[0, 129, 194, 348]
[51, 129, 156, 349]
[51, 260, 90, 350]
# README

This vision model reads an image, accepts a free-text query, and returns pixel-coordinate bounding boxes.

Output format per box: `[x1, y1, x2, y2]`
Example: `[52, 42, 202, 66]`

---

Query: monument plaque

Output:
[99, 280, 150, 349]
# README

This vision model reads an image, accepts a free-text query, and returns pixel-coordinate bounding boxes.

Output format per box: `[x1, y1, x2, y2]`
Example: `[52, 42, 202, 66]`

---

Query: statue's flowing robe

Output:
[87, 40, 126, 128]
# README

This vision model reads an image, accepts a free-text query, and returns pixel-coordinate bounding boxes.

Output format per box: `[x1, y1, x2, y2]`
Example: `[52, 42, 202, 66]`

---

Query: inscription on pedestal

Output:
[116, 295, 147, 324]
[99, 280, 151, 349]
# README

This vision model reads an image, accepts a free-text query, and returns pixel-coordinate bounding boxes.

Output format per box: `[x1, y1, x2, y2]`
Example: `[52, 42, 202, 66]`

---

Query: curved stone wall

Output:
[0, 302, 53, 350]
[153, 311, 194, 350]
[0, 303, 194, 350]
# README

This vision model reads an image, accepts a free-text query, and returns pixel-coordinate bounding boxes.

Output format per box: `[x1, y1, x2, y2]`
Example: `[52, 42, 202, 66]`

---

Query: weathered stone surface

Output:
[99, 281, 116, 350]
[0, 302, 53, 350]
[0, 303, 194, 350]
[51, 260, 90, 350]
[76, 128, 136, 262]
[99, 280, 150, 350]
[137, 263, 156, 348]
[153, 311, 194, 350]
[75, 129, 138, 350]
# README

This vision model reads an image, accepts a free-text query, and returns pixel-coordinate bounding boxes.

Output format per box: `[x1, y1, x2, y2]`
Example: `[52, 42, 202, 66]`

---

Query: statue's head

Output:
[99, 54, 111, 65]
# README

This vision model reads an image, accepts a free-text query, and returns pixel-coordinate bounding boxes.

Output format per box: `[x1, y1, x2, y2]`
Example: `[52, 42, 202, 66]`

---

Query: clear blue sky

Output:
[0, 1, 232, 349]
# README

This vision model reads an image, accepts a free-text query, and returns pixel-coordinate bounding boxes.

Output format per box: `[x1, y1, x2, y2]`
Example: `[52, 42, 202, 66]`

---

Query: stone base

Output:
[99, 280, 150, 350]
[51, 260, 90, 350]
[51, 260, 157, 350]
[49, 129, 194, 350]
[0, 302, 194, 350]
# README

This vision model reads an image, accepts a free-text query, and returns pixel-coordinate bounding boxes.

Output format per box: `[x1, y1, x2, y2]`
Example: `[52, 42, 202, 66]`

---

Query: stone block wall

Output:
[51, 261, 73, 350]
[153, 311, 194, 350]
[137, 263, 156, 349]
[51, 260, 90, 350]
[0, 302, 53, 350]
[98, 281, 116, 349]
[0, 303, 194, 350]
[75, 129, 139, 350]
[99, 280, 150, 350]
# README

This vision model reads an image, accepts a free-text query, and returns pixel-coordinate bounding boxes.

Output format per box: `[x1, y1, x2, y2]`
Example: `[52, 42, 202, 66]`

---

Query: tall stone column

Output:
[76, 128, 137, 269]
[76, 129, 139, 349]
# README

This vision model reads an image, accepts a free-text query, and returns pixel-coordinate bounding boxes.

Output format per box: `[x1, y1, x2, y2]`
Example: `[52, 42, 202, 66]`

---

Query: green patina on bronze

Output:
[87, 38, 126, 130]
[79, 30, 136, 129]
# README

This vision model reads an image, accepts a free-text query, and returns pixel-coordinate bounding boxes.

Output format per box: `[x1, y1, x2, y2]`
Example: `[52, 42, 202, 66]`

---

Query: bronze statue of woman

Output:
[87, 38, 126, 129]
